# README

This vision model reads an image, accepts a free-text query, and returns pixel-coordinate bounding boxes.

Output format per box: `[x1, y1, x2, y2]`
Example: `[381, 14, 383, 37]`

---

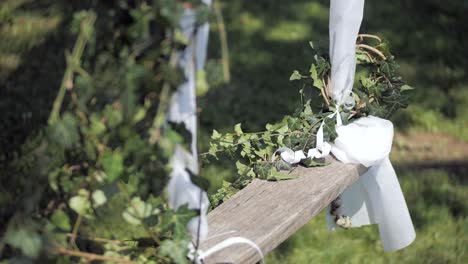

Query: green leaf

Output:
[234, 123, 243, 135]
[309, 63, 318, 80]
[48, 113, 79, 148]
[122, 197, 160, 226]
[236, 160, 255, 177]
[267, 169, 296, 181]
[303, 100, 313, 116]
[92, 190, 107, 207]
[253, 163, 273, 179]
[289, 70, 303, 81]
[50, 210, 71, 231]
[323, 117, 338, 142]
[313, 78, 324, 90]
[160, 239, 190, 264]
[5, 227, 42, 258]
[400, 84, 414, 91]
[69, 189, 90, 215]
[102, 150, 124, 182]
[104, 105, 123, 128]
[89, 114, 106, 135]
[211, 130, 222, 140]
[274, 160, 292, 171]
[161, 205, 197, 240]
[287, 117, 301, 131]
[132, 106, 147, 124]
[196, 70, 209, 96]
[300, 157, 327, 167]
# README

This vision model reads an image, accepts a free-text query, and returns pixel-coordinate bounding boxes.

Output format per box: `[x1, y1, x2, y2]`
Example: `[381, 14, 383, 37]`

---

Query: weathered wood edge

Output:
[199, 158, 367, 264]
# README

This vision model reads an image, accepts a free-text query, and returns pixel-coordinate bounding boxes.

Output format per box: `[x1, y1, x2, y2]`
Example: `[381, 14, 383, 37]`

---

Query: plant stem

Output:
[65, 234, 124, 244]
[48, 12, 96, 125]
[356, 44, 386, 60]
[52, 246, 135, 263]
[214, 0, 230, 82]
[149, 49, 177, 144]
[69, 214, 83, 249]
[321, 78, 330, 106]
[358, 34, 382, 42]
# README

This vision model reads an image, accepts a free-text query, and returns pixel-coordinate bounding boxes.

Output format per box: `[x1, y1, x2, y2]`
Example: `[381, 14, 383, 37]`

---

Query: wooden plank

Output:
[199, 158, 367, 264]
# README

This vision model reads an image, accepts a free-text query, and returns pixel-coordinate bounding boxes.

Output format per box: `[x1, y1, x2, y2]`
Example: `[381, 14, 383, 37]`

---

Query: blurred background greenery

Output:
[1, 0, 467, 263]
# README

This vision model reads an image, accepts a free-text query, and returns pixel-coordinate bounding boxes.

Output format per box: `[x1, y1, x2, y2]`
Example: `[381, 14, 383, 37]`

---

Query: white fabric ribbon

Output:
[188, 236, 264, 264]
[308, 108, 342, 159]
[327, 116, 416, 251]
[167, 1, 212, 242]
[329, 0, 364, 106]
[167, 146, 210, 240]
[327, 0, 415, 251]
[272, 147, 306, 164]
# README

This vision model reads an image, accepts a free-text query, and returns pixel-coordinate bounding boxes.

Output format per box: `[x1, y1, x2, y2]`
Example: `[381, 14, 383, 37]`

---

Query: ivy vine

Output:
[205, 35, 413, 208]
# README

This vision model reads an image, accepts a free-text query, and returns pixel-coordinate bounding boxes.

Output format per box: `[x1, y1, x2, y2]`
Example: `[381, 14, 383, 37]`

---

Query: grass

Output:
[0, 0, 467, 263]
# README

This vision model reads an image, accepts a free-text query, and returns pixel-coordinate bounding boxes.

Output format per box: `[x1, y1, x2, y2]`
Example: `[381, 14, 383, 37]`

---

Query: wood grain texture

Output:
[199, 158, 366, 264]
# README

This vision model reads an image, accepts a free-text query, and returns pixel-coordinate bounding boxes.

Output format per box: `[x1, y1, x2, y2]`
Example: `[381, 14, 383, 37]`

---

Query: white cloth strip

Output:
[329, 0, 364, 106]
[166, 2, 212, 242]
[328, 116, 416, 251]
[192, 237, 265, 264]
[326, 0, 415, 251]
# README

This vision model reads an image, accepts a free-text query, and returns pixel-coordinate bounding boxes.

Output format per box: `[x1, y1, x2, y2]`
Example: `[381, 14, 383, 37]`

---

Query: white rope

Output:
[188, 237, 265, 264]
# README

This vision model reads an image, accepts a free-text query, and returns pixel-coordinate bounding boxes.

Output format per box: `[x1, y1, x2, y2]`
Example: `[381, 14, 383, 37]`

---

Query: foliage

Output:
[205, 37, 413, 208]
[0, 1, 213, 263]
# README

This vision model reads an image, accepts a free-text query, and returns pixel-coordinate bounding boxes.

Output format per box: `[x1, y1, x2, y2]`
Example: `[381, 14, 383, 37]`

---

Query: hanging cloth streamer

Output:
[166, 1, 212, 242]
[327, 0, 415, 251]
[329, 0, 364, 106]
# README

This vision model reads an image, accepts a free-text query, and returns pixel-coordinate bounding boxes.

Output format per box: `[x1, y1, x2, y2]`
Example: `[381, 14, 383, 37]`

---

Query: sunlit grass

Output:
[266, 21, 311, 42]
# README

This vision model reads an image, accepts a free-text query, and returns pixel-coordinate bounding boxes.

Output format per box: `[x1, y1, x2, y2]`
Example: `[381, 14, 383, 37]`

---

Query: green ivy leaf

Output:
[300, 157, 327, 167]
[289, 70, 303, 81]
[5, 227, 42, 258]
[161, 204, 197, 240]
[122, 197, 160, 226]
[89, 114, 106, 135]
[287, 117, 301, 131]
[69, 189, 91, 215]
[196, 70, 209, 96]
[160, 239, 190, 264]
[400, 84, 414, 91]
[323, 117, 338, 142]
[274, 160, 292, 171]
[309, 63, 318, 80]
[92, 190, 107, 207]
[267, 169, 296, 181]
[104, 105, 123, 128]
[253, 163, 273, 179]
[48, 113, 79, 148]
[102, 150, 124, 182]
[234, 123, 243, 135]
[50, 210, 71, 231]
